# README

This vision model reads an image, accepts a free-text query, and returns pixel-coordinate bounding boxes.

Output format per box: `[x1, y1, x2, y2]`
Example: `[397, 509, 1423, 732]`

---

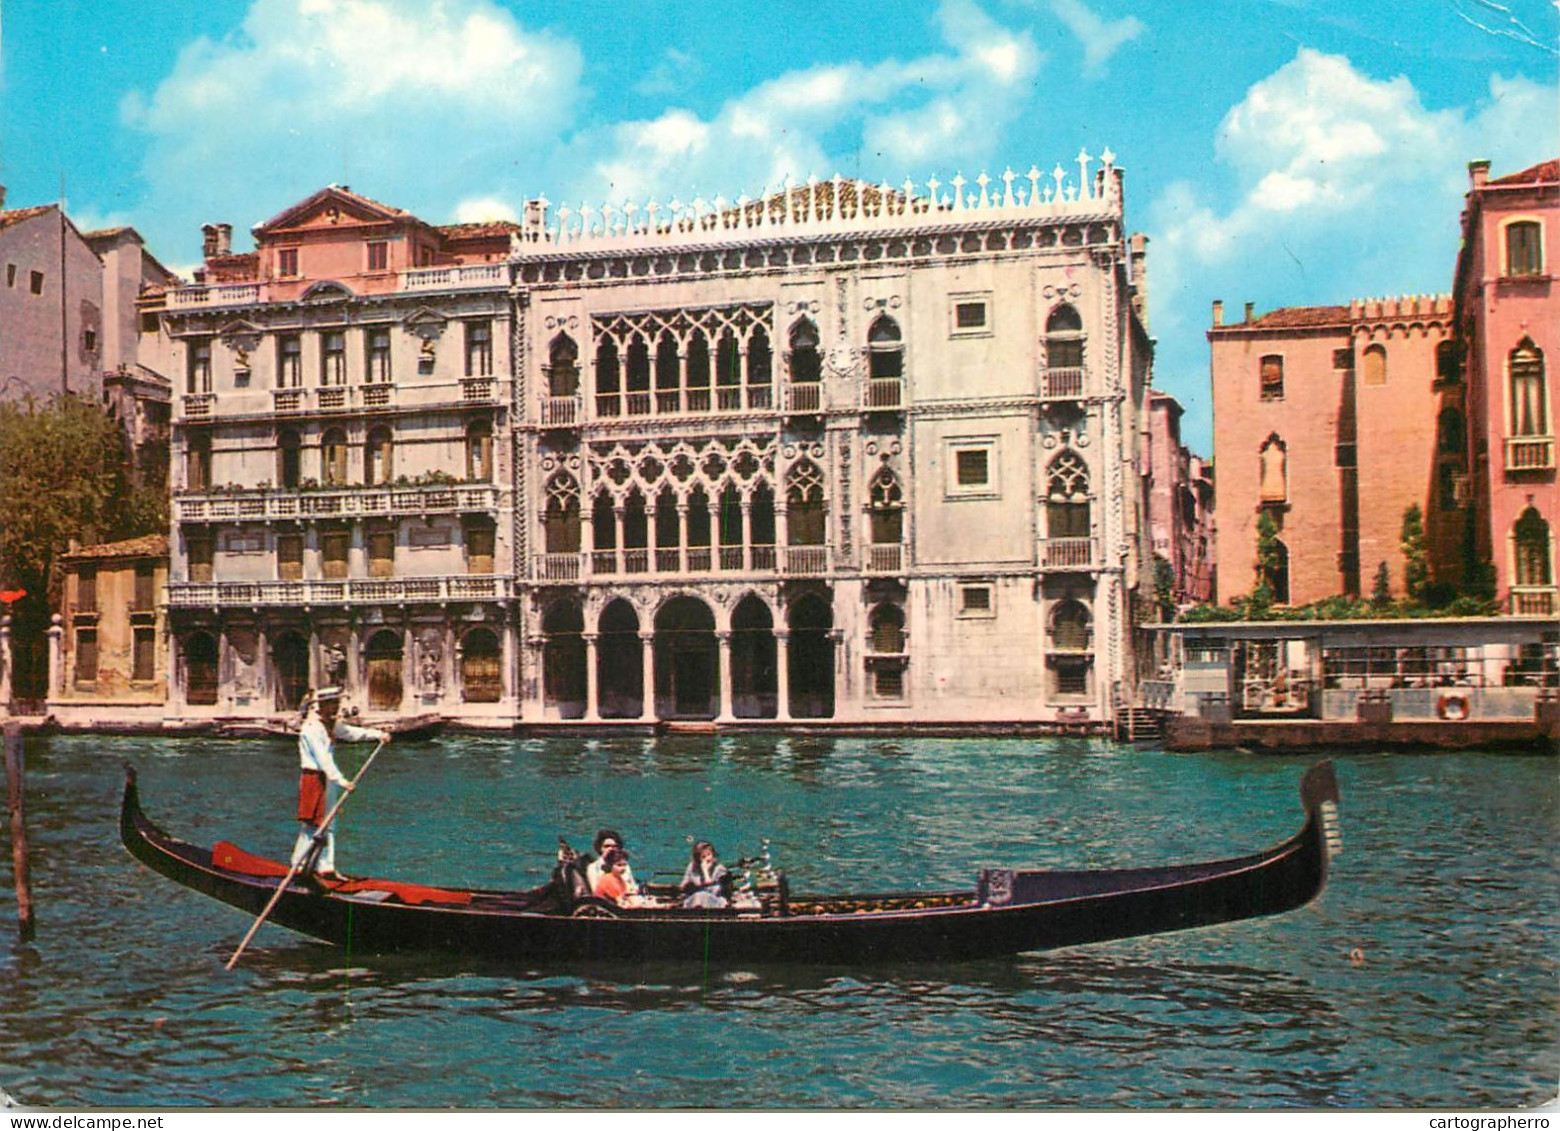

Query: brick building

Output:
[1145, 390, 1214, 607]
[1208, 296, 1459, 606]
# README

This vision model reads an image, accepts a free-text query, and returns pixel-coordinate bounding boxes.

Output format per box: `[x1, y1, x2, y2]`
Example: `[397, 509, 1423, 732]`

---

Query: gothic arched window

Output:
[1046, 450, 1091, 538]
[868, 315, 902, 381]
[1259, 435, 1288, 503]
[1510, 339, 1547, 437]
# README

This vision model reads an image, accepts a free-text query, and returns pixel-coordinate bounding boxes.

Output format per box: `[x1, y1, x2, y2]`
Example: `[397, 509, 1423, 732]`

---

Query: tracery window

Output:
[1046, 451, 1091, 538]
[544, 473, 581, 554]
[548, 334, 579, 397]
[869, 467, 903, 545]
[789, 318, 821, 384]
[787, 459, 826, 546]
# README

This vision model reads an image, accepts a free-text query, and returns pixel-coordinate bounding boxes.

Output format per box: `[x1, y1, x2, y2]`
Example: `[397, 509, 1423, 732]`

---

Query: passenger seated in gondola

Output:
[592, 848, 637, 906]
[679, 841, 731, 909]
[583, 829, 639, 898]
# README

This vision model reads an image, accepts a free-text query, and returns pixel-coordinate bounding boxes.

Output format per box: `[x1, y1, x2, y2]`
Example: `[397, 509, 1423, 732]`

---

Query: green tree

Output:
[1400, 504, 1429, 602]
[0, 394, 167, 697]
[1371, 561, 1392, 607]
[1251, 510, 1282, 612]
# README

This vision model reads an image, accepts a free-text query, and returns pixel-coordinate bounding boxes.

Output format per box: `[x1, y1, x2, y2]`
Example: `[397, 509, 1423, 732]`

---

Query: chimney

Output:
[0, 184, 7, 210]
[216, 224, 232, 256]
[1244, 301, 1255, 323]
[1468, 159, 1491, 190]
[201, 224, 220, 260]
[1211, 300, 1223, 327]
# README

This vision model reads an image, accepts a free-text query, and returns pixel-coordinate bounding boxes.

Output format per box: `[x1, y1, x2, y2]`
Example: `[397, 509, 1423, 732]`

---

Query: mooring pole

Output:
[4, 721, 34, 942]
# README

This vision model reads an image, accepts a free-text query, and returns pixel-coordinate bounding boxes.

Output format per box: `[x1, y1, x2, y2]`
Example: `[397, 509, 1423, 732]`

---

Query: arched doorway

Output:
[654, 597, 717, 719]
[597, 599, 643, 719]
[364, 630, 404, 711]
[271, 631, 310, 712]
[185, 632, 219, 706]
[460, 628, 502, 703]
[542, 602, 586, 719]
[731, 594, 777, 718]
[788, 595, 835, 718]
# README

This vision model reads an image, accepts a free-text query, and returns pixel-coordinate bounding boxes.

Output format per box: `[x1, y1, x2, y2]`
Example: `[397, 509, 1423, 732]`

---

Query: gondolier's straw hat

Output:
[313, 686, 343, 702]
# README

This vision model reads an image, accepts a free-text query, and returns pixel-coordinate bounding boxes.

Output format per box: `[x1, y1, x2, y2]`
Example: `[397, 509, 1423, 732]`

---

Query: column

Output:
[741, 500, 753, 570]
[583, 632, 600, 722]
[716, 629, 734, 722]
[677, 504, 689, 573]
[775, 628, 792, 722]
[255, 622, 270, 713]
[47, 615, 64, 698]
[401, 623, 416, 716]
[614, 507, 626, 574]
[0, 615, 12, 712]
[501, 615, 517, 710]
[639, 631, 656, 722]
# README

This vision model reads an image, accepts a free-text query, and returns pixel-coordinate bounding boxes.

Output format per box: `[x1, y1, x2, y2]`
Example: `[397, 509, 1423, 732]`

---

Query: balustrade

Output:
[174, 484, 502, 524]
[866, 543, 904, 574]
[1041, 367, 1085, 400]
[1040, 537, 1097, 569]
[862, 378, 902, 411]
[1510, 586, 1556, 617]
[784, 546, 829, 575]
[786, 384, 822, 414]
[1505, 436, 1555, 473]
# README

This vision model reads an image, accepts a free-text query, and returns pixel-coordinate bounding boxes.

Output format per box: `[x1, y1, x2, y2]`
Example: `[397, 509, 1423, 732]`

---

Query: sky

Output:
[0, 0, 1555, 451]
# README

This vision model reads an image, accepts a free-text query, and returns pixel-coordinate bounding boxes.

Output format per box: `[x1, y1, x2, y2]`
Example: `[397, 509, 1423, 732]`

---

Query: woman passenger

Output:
[679, 841, 730, 909]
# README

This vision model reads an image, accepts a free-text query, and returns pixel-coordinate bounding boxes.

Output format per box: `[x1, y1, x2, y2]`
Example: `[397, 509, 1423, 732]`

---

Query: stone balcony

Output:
[535, 543, 844, 581]
[168, 574, 514, 608]
[1039, 536, 1098, 570]
[1505, 435, 1555, 473]
[174, 483, 504, 524]
[1039, 367, 1086, 401]
[177, 378, 509, 422]
[1510, 586, 1556, 617]
[164, 263, 508, 311]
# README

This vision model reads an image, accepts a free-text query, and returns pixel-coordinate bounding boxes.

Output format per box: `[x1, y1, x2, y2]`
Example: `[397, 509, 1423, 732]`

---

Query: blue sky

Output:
[1, 0, 1555, 450]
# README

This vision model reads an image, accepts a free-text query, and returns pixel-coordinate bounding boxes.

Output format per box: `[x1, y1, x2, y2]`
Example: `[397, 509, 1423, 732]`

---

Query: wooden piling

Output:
[4, 721, 34, 942]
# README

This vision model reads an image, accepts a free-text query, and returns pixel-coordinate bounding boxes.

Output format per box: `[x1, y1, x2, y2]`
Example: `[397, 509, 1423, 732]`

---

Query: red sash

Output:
[298, 770, 327, 823]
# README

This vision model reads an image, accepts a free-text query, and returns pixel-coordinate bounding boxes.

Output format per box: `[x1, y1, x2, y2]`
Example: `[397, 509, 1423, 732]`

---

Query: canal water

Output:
[0, 734, 1553, 1110]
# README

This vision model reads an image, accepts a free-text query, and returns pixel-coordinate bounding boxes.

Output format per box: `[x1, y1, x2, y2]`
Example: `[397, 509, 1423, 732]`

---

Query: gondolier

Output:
[293, 687, 390, 878]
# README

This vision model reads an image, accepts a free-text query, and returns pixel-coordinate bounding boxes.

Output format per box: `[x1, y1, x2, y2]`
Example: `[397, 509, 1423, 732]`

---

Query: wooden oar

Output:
[225, 737, 388, 970]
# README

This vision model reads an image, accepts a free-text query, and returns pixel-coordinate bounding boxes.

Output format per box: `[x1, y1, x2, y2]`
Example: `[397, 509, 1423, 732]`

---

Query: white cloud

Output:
[1046, 0, 1144, 75]
[453, 197, 518, 224]
[570, 0, 1043, 206]
[1145, 48, 1558, 445]
[124, 0, 582, 249]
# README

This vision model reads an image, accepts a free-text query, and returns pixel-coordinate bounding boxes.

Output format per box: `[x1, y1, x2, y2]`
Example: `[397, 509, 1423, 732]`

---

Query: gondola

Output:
[212, 713, 447, 743]
[120, 761, 1341, 965]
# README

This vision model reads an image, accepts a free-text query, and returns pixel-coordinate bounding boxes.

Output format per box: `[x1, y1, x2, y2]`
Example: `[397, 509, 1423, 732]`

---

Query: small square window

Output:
[83, 329, 97, 353]
[277, 248, 299, 277]
[957, 449, 988, 485]
[947, 438, 999, 499]
[30, 271, 44, 295]
[950, 292, 993, 337]
[5, 265, 15, 287]
[367, 241, 388, 272]
[1332, 348, 1354, 370]
[959, 585, 995, 618]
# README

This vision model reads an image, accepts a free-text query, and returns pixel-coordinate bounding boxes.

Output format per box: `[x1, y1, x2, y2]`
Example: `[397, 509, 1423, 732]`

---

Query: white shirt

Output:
[298, 709, 386, 788]
[586, 856, 639, 896]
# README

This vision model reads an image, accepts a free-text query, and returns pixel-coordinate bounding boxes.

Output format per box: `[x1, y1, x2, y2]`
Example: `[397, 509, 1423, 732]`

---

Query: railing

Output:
[655, 548, 680, 572]
[751, 545, 777, 571]
[591, 550, 618, 575]
[1138, 679, 1176, 711]
[862, 378, 903, 411]
[183, 394, 215, 419]
[1505, 435, 1555, 473]
[401, 263, 508, 291]
[165, 283, 261, 309]
[623, 549, 650, 574]
[541, 395, 581, 427]
[174, 484, 503, 523]
[686, 547, 712, 572]
[1041, 367, 1085, 400]
[866, 543, 903, 573]
[361, 383, 394, 409]
[1040, 537, 1097, 569]
[656, 390, 681, 414]
[317, 387, 347, 410]
[535, 553, 581, 581]
[462, 377, 496, 403]
[273, 389, 304, 414]
[1510, 586, 1556, 617]
[587, 385, 776, 421]
[785, 383, 822, 414]
[717, 387, 743, 411]
[168, 575, 514, 607]
[720, 547, 745, 571]
[784, 545, 829, 575]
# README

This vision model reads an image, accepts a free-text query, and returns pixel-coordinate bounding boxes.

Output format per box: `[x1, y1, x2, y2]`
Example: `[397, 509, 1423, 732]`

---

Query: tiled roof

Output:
[1489, 158, 1559, 187]
[438, 220, 524, 240]
[1233, 305, 1352, 330]
[63, 534, 170, 562]
[83, 225, 136, 240]
[0, 204, 58, 232]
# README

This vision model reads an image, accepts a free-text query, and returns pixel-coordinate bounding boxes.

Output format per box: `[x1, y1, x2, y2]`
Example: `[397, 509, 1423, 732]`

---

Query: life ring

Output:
[1437, 694, 1470, 721]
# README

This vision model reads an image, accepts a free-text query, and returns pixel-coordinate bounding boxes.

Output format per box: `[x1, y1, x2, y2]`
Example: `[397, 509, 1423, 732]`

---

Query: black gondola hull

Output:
[120, 762, 1339, 966]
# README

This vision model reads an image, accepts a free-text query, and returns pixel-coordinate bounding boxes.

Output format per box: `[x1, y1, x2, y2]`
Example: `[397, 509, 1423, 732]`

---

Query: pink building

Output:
[1209, 297, 1457, 607]
[1145, 391, 1214, 606]
[1453, 158, 1558, 617]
